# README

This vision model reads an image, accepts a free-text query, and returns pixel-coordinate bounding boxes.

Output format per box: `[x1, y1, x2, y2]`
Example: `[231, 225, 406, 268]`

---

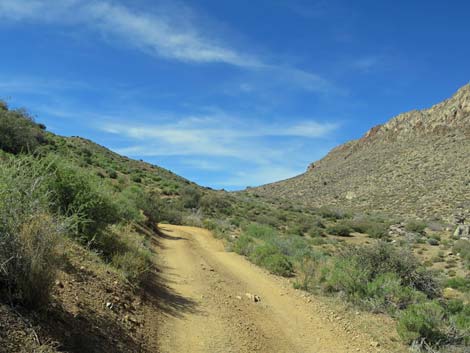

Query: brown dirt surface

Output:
[0, 237, 160, 353]
[154, 224, 408, 353]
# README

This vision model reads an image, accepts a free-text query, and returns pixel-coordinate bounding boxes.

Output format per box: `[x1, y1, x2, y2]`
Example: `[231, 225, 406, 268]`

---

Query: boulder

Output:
[454, 224, 470, 238]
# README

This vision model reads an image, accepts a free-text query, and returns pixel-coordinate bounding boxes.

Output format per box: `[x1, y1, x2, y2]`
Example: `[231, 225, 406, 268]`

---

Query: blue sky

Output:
[0, 0, 469, 190]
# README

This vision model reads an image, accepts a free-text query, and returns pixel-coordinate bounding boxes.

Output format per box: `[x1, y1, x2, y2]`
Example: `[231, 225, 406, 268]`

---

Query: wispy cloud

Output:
[0, 0, 259, 67]
[0, 0, 338, 93]
[98, 114, 337, 188]
[100, 115, 338, 162]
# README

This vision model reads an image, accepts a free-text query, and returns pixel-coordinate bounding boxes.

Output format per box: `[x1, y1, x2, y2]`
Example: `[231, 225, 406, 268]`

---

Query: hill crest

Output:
[250, 84, 470, 221]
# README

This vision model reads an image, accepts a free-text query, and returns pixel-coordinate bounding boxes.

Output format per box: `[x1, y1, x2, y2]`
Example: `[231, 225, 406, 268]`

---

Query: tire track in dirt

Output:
[154, 225, 406, 353]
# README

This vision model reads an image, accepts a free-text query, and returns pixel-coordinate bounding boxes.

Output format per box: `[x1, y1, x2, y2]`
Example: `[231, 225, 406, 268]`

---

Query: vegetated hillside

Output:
[249, 84, 470, 222]
[1, 98, 469, 353]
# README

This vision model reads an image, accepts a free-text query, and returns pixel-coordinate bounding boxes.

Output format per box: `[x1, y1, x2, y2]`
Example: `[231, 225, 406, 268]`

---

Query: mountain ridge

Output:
[248, 84, 470, 222]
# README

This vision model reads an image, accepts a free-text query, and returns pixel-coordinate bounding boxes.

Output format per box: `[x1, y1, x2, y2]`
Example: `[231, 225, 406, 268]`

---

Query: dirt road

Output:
[154, 225, 405, 353]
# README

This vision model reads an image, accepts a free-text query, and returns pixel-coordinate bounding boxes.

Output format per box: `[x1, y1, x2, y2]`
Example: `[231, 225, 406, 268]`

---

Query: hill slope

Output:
[249, 84, 470, 221]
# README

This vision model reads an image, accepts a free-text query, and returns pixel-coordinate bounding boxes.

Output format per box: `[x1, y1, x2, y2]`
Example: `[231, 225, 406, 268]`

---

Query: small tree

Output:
[0, 107, 45, 154]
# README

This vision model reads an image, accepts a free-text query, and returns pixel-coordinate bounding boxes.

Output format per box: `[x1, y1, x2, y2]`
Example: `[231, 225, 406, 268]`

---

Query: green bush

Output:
[397, 301, 446, 345]
[445, 277, 470, 292]
[364, 273, 425, 313]
[326, 223, 352, 236]
[249, 243, 293, 276]
[180, 186, 201, 209]
[46, 160, 120, 243]
[200, 193, 233, 215]
[320, 242, 440, 311]
[405, 220, 427, 234]
[308, 226, 326, 238]
[260, 253, 293, 277]
[131, 175, 142, 183]
[243, 223, 276, 239]
[115, 187, 145, 223]
[232, 234, 256, 256]
[159, 207, 183, 225]
[428, 238, 440, 246]
[317, 207, 350, 220]
[293, 248, 324, 291]
[366, 223, 389, 239]
[0, 157, 64, 308]
[98, 225, 153, 286]
[453, 240, 470, 266]
[450, 303, 470, 344]
[289, 216, 323, 236]
[0, 106, 45, 154]
[352, 243, 440, 298]
[107, 169, 118, 179]
[322, 256, 369, 298]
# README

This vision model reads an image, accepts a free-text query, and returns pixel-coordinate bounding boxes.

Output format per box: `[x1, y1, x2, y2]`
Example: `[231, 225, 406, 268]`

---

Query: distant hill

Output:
[248, 84, 470, 222]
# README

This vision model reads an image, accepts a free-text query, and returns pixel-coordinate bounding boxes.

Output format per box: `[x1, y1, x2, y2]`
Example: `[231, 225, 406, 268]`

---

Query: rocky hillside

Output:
[249, 84, 470, 222]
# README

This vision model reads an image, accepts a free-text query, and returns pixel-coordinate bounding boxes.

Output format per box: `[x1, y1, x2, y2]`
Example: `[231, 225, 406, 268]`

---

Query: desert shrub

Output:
[205, 219, 232, 240]
[138, 191, 162, 228]
[131, 175, 142, 183]
[107, 169, 118, 179]
[243, 223, 276, 239]
[200, 193, 233, 215]
[12, 214, 63, 306]
[0, 107, 45, 154]
[317, 207, 351, 220]
[367, 223, 389, 238]
[364, 273, 425, 313]
[428, 238, 440, 246]
[446, 299, 465, 315]
[453, 240, 470, 266]
[289, 216, 323, 236]
[405, 220, 427, 234]
[254, 214, 282, 228]
[322, 256, 369, 298]
[115, 187, 145, 223]
[308, 226, 326, 238]
[112, 251, 151, 285]
[344, 218, 390, 239]
[180, 186, 201, 209]
[310, 237, 327, 245]
[136, 191, 184, 227]
[326, 223, 352, 236]
[182, 211, 204, 228]
[0, 157, 65, 307]
[99, 225, 153, 286]
[450, 303, 470, 344]
[46, 160, 120, 243]
[354, 243, 440, 298]
[445, 277, 470, 292]
[320, 242, 440, 311]
[159, 207, 183, 225]
[397, 301, 446, 345]
[232, 234, 256, 256]
[249, 243, 293, 276]
[293, 248, 324, 291]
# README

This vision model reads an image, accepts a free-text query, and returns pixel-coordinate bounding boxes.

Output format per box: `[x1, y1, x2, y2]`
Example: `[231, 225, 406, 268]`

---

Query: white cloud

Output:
[0, 0, 337, 92]
[0, 0, 259, 67]
[99, 114, 338, 166]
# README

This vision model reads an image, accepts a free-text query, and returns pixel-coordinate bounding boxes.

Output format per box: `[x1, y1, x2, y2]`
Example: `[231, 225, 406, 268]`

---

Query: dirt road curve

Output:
[154, 225, 404, 353]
